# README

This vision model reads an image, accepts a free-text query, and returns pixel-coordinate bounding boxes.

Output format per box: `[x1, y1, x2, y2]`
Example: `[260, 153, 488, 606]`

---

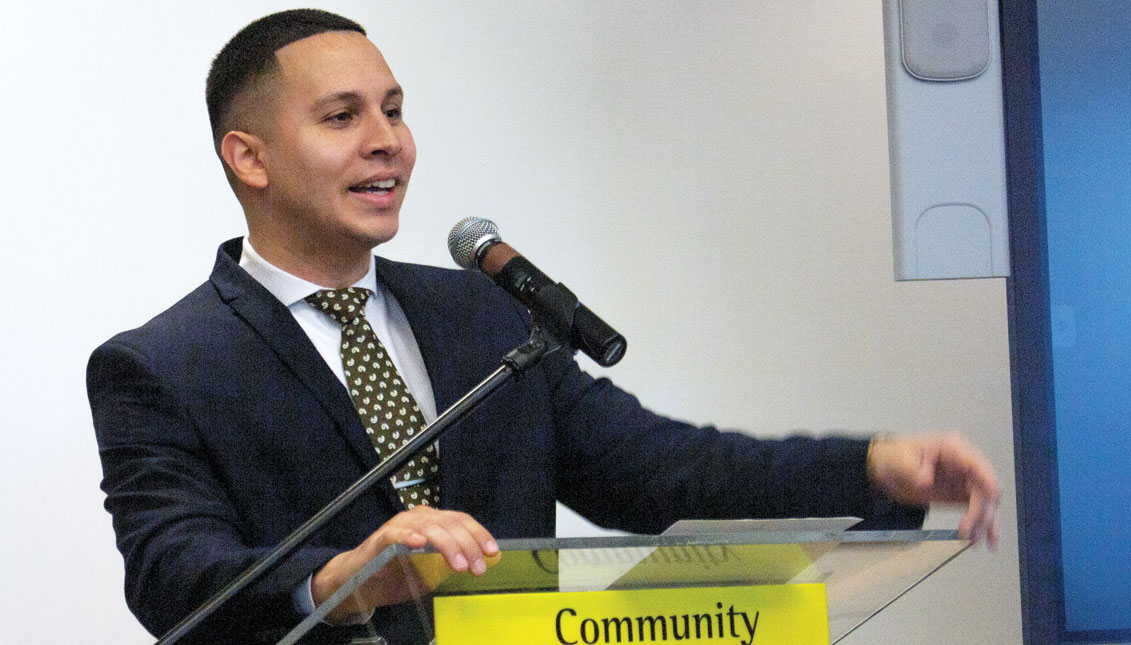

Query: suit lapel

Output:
[209, 239, 382, 473]
[374, 257, 482, 512]
[373, 257, 467, 413]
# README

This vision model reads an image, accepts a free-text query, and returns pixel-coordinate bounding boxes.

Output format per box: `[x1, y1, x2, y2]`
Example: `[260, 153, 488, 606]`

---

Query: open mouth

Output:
[349, 178, 396, 195]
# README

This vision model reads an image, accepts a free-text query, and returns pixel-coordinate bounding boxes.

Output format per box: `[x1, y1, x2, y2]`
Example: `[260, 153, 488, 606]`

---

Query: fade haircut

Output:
[205, 8, 365, 153]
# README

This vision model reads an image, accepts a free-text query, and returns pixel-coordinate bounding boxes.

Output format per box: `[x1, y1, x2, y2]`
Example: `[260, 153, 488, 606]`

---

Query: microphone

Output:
[447, 217, 627, 367]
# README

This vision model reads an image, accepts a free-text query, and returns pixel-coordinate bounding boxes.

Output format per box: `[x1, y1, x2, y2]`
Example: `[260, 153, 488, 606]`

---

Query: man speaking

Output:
[87, 9, 1001, 644]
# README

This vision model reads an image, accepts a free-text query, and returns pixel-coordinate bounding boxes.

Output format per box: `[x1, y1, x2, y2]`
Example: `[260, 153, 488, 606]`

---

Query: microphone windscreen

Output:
[448, 217, 500, 269]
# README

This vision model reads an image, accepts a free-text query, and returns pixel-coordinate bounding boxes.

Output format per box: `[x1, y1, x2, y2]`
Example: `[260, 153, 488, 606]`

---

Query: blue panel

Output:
[1038, 0, 1131, 634]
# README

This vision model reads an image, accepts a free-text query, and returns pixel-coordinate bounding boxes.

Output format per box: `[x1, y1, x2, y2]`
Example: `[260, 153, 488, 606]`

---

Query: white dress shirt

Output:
[238, 237, 438, 424]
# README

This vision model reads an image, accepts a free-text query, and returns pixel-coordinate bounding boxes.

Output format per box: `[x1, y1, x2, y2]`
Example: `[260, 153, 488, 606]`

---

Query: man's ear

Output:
[220, 130, 269, 190]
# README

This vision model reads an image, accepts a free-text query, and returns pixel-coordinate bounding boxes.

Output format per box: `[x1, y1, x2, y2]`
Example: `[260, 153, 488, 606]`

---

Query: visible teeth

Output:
[358, 178, 395, 189]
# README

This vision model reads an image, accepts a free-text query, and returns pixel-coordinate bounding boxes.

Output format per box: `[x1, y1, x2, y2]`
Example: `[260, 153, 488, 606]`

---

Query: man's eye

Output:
[385, 107, 403, 120]
[327, 112, 353, 124]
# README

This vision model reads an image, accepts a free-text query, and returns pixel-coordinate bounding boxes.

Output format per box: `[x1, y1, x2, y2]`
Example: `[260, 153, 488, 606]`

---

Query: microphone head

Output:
[448, 217, 501, 270]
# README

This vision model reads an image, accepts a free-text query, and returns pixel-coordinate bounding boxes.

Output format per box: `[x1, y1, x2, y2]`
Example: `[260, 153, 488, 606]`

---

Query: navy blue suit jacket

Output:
[88, 239, 921, 643]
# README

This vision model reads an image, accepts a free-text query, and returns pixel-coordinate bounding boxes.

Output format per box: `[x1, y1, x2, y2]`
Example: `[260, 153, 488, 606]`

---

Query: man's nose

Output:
[365, 115, 402, 158]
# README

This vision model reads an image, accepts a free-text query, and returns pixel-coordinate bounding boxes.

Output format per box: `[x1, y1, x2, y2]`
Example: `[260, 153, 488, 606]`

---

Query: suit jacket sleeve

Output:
[88, 337, 340, 642]
[534, 337, 925, 533]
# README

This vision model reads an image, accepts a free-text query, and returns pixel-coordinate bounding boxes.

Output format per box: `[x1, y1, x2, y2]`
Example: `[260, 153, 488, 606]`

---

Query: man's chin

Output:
[354, 222, 400, 251]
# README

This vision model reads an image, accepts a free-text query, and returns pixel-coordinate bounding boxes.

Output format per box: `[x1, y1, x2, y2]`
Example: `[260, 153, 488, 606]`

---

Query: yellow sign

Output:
[434, 583, 829, 644]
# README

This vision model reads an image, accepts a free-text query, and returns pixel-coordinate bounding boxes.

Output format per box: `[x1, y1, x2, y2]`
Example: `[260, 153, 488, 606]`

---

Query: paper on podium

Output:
[662, 517, 861, 535]
[557, 517, 861, 592]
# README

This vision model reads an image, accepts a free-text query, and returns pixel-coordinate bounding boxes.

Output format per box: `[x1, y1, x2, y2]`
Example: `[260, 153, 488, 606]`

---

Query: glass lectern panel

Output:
[278, 530, 968, 645]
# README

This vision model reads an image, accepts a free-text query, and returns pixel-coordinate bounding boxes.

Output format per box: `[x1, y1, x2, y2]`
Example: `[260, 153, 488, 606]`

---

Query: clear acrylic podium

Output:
[275, 525, 969, 645]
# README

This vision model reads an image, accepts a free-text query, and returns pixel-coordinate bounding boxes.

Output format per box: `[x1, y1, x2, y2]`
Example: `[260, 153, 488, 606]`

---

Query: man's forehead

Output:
[274, 30, 390, 82]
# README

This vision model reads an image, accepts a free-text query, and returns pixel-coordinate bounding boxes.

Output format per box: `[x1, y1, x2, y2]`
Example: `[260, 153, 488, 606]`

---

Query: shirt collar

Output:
[238, 236, 378, 307]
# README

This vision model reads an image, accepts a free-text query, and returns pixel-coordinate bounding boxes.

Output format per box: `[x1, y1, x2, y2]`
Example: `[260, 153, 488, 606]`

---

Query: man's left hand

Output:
[866, 432, 1001, 548]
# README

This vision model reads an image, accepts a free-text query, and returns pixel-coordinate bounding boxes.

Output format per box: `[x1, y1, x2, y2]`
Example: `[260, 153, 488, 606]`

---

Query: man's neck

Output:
[246, 231, 371, 288]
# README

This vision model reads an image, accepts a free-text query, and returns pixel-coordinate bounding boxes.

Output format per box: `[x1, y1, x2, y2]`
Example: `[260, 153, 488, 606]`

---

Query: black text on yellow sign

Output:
[434, 583, 829, 644]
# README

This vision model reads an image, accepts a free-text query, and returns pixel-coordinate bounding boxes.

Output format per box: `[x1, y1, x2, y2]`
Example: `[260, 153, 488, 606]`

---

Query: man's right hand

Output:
[311, 506, 499, 624]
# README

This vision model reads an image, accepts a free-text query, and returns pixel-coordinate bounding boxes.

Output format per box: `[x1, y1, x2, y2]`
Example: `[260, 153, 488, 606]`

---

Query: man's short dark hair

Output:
[205, 8, 365, 151]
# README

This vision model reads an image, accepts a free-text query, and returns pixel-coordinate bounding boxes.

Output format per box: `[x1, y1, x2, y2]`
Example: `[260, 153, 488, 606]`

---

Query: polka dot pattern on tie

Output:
[305, 287, 439, 509]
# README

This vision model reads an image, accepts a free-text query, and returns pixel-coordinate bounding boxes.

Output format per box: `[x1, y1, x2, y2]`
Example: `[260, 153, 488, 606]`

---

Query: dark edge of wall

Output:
[1000, 0, 1063, 642]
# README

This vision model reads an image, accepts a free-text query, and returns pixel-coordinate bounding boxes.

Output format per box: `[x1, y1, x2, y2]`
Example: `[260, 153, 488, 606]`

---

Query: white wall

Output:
[0, 1, 1020, 642]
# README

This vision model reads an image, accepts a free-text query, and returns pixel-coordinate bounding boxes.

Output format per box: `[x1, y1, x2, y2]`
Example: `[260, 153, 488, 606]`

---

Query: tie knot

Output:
[305, 287, 372, 325]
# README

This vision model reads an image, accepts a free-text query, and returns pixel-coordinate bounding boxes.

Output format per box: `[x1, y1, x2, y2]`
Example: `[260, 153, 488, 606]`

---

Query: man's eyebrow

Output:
[311, 91, 362, 112]
[310, 87, 403, 112]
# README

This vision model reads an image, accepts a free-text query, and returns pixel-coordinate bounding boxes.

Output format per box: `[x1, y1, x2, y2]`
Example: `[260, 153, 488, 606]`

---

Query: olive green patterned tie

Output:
[305, 287, 440, 509]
